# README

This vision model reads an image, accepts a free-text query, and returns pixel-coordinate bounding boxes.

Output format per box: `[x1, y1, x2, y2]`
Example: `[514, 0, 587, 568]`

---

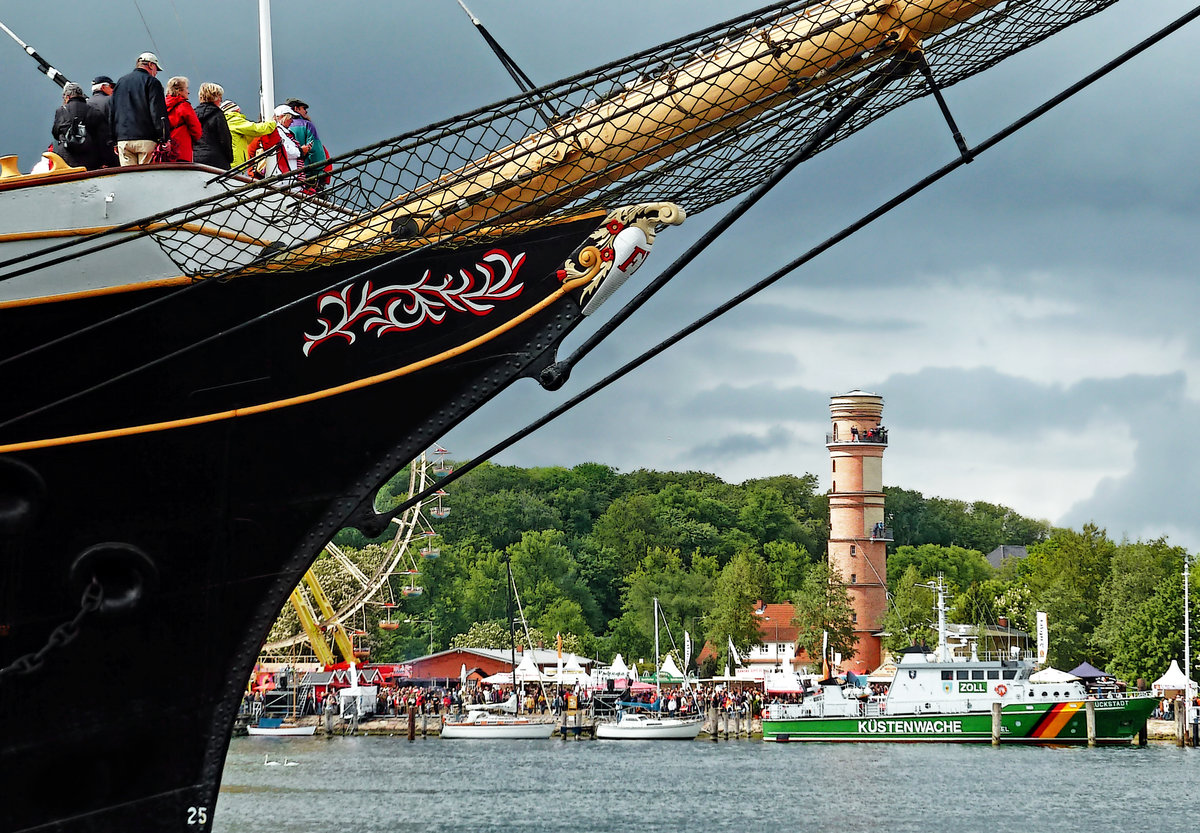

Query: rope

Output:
[382, 0, 1200, 520]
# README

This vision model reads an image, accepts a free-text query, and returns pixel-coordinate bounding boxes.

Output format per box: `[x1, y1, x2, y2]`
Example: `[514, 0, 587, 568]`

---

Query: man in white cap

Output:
[109, 51, 168, 165]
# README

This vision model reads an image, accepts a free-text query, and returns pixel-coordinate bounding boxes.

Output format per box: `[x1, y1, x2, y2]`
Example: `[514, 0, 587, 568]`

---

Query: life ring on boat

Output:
[996, 684, 1008, 697]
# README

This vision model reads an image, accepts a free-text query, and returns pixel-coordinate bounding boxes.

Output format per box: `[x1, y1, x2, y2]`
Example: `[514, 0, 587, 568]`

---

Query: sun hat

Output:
[273, 104, 298, 118]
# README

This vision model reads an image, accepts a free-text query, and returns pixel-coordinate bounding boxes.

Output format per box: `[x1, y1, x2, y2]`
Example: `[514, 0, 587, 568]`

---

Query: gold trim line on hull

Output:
[0, 268, 601, 455]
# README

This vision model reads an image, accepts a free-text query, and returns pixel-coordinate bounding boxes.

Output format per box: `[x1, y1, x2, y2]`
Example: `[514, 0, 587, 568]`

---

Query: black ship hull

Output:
[0, 206, 661, 832]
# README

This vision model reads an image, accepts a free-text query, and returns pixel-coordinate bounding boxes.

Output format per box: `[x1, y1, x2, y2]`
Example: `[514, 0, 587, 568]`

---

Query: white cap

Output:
[273, 105, 298, 118]
[137, 51, 162, 69]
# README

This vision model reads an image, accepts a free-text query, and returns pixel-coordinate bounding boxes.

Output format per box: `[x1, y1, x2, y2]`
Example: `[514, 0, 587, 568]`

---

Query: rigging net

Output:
[136, 0, 1117, 279]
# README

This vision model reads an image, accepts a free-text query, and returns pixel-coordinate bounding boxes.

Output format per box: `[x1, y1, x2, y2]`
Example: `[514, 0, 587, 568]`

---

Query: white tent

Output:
[1029, 667, 1081, 684]
[512, 651, 548, 682]
[479, 652, 549, 685]
[658, 654, 685, 682]
[1152, 659, 1194, 694]
[549, 654, 592, 686]
[764, 670, 807, 693]
[610, 654, 630, 676]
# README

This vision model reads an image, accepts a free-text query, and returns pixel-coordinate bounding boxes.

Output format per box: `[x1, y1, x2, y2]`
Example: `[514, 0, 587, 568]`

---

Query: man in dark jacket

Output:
[109, 52, 168, 165]
[88, 75, 119, 167]
[51, 82, 106, 170]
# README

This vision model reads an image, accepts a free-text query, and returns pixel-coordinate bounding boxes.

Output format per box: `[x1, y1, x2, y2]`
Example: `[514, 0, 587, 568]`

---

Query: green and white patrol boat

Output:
[762, 585, 1156, 744]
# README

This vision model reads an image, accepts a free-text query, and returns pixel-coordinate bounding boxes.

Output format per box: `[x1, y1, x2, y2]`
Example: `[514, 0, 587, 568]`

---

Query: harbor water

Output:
[216, 736, 1197, 832]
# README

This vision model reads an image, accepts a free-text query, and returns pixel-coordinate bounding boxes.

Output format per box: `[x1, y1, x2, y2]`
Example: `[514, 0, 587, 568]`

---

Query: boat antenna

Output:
[917, 577, 949, 662]
[453, 0, 559, 126]
[0, 18, 71, 88]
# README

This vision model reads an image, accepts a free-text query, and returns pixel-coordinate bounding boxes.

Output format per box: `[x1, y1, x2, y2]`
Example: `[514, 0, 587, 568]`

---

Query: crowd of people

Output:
[46, 50, 331, 190]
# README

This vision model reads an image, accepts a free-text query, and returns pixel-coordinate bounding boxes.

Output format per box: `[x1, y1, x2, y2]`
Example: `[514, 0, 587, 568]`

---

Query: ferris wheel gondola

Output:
[258, 447, 451, 664]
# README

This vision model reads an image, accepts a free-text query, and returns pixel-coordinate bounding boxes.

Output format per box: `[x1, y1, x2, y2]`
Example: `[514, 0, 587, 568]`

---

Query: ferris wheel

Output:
[258, 446, 451, 665]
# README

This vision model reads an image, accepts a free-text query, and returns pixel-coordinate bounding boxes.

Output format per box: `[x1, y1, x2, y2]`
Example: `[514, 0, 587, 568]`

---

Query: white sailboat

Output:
[596, 598, 703, 740]
[441, 558, 555, 739]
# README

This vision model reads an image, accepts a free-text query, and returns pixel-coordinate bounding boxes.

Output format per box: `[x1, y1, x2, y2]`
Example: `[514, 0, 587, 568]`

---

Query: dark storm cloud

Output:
[686, 383, 829, 422]
[4, 0, 1199, 547]
[683, 425, 797, 462]
[882, 368, 1186, 437]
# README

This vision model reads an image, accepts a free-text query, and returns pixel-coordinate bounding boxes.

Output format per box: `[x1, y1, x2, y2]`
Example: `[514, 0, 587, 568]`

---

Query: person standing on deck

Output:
[109, 52, 168, 166]
[164, 76, 202, 162]
[88, 75, 118, 167]
[220, 100, 275, 168]
[285, 97, 332, 188]
[192, 83, 233, 169]
[51, 82, 105, 170]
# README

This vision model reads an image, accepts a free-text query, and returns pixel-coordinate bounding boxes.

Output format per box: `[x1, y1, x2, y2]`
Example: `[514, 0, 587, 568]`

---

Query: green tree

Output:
[1107, 571, 1197, 683]
[880, 565, 935, 653]
[790, 561, 857, 670]
[705, 550, 770, 666]
[763, 540, 813, 601]
[1018, 524, 1115, 663]
[886, 544, 993, 596]
[1094, 538, 1187, 665]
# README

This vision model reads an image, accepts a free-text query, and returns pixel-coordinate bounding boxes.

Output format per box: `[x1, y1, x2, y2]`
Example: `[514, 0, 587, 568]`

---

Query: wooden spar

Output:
[314, 0, 1004, 252]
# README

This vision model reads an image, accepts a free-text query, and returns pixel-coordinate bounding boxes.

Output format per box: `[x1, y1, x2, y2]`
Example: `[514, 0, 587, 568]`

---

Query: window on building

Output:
[851, 612, 857, 623]
[832, 459, 836, 472]
[850, 574, 856, 584]
[850, 544, 856, 556]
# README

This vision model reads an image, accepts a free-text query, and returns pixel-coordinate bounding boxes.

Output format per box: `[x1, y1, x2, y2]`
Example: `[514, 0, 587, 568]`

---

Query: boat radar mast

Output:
[916, 577, 949, 663]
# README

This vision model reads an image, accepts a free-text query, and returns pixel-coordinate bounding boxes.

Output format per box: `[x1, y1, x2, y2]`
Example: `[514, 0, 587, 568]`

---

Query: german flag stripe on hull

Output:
[1029, 702, 1084, 739]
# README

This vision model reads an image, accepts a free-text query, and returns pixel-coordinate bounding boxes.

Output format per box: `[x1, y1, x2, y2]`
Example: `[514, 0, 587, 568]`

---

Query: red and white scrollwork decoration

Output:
[302, 248, 526, 356]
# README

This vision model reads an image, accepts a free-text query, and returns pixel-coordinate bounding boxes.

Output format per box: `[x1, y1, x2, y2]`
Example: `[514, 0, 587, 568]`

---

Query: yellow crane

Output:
[288, 570, 357, 666]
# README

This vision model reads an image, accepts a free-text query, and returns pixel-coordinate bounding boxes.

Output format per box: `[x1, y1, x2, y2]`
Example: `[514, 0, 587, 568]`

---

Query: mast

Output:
[917, 577, 949, 662]
[935, 577, 948, 663]
[1186, 555, 1193, 695]
[257, 0, 275, 121]
[506, 555, 518, 712]
[653, 597, 660, 699]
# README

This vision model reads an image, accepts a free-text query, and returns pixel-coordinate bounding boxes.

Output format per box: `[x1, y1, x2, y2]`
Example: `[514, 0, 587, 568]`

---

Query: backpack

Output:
[63, 116, 89, 148]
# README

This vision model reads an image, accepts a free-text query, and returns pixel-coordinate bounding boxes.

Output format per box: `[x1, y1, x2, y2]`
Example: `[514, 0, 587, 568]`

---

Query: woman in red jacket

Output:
[164, 76, 202, 162]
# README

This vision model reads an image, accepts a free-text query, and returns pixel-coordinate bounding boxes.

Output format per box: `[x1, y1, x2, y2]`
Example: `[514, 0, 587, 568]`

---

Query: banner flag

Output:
[1036, 611, 1049, 664]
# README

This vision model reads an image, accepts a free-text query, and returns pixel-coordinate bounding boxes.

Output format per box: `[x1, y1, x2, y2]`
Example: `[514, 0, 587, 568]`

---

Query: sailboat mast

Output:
[506, 556, 518, 710]
[1186, 555, 1192, 694]
[653, 597, 660, 698]
[258, 0, 275, 121]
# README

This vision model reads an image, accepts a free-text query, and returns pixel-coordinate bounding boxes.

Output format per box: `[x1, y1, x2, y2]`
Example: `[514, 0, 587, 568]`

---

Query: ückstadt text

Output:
[858, 718, 964, 735]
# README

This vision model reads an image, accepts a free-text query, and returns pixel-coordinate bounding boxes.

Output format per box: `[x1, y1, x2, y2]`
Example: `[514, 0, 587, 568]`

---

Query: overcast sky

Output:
[3, 1, 1199, 551]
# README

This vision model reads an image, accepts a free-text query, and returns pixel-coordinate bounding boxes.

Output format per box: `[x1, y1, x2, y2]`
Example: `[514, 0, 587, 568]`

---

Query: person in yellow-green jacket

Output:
[219, 100, 275, 167]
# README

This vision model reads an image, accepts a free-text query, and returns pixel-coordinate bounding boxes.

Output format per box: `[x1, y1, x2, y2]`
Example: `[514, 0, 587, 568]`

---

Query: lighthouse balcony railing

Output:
[868, 526, 893, 542]
[826, 431, 888, 445]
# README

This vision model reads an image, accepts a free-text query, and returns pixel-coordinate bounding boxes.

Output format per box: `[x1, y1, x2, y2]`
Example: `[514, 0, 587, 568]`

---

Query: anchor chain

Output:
[0, 577, 104, 684]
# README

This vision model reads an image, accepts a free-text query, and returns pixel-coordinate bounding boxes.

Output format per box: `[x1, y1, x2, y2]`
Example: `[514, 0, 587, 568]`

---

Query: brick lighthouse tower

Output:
[826, 390, 890, 671]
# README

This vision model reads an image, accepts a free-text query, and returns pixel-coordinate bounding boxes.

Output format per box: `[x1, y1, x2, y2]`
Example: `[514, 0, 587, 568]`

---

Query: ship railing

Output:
[977, 649, 1037, 663]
